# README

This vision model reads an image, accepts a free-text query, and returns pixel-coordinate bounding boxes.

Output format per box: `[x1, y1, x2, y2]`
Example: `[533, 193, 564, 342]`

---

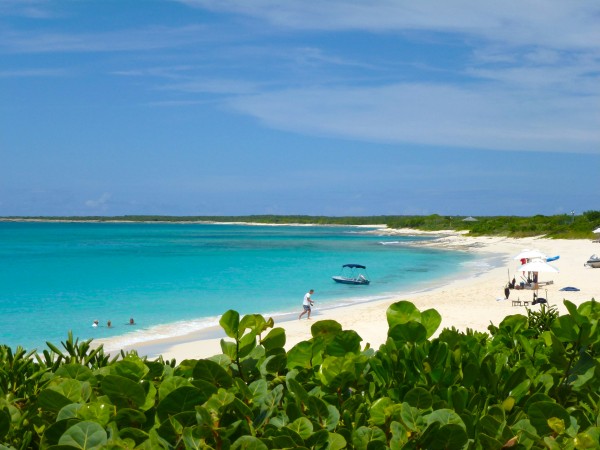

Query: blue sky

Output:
[1, 1, 599, 217]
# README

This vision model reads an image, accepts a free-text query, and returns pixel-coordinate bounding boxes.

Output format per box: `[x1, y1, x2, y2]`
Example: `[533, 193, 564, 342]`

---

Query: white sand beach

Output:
[128, 232, 600, 361]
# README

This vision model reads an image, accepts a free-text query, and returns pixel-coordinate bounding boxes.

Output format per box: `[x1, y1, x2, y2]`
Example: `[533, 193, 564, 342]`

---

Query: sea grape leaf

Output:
[551, 316, 579, 342]
[113, 408, 147, 429]
[158, 375, 193, 401]
[328, 432, 347, 450]
[220, 339, 237, 359]
[386, 301, 421, 328]
[287, 417, 313, 440]
[286, 378, 311, 407]
[54, 379, 87, 403]
[404, 387, 433, 410]
[37, 389, 73, 412]
[528, 401, 570, 436]
[57, 403, 82, 421]
[111, 357, 149, 382]
[401, 402, 423, 432]
[420, 308, 442, 338]
[318, 356, 356, 388]
[426, 409, 466, 429]
[388, 322, 427, 343]
[220, 310, 240, 339]
[119, 427, 150, 446]
[55, 364, 96, 383]
[157, 386, 209, 423]
[311, 320, 343, 341]
[369, 397, 393, 426]
[204, 388, 236, 414]
[76, 402, 113, 426]
[325, 330, 363, 356]
[58, 420, 107, 449]
[0, 409, 10, 441]
[261, 327, 286, 352]
[231, 435, 268, 449]
[286, 341, 314, 369]
[352, 426, 386, 450]
[101, 375, 146, 408]
[192, 359, 233, 387]
[238, 330, 258, 358]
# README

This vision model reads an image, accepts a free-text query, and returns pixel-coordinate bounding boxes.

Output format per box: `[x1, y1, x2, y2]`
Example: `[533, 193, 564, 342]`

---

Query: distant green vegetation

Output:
[3, 210, 600, 239]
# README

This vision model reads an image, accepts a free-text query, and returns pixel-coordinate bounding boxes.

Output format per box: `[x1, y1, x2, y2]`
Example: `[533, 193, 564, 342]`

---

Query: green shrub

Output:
[1, 299, 600, 449]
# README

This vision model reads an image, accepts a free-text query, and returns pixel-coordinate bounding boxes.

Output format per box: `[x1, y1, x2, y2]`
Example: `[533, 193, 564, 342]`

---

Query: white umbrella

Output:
[593, 227, 600, 234]
[519, 260, 559, 273]
[514, 249, 547, 261]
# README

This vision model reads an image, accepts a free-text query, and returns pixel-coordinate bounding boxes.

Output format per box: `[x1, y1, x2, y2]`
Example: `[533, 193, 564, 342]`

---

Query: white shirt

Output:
[303, 292, 313, 306]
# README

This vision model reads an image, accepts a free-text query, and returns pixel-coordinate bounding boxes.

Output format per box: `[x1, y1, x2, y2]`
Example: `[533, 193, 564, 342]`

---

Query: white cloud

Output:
[228, 82, 600, 154]
[179, 0, 600, 51]
[85, 193, 111, 209]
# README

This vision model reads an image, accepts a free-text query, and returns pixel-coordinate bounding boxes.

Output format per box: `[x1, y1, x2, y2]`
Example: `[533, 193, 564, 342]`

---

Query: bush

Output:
[1, 300, 600, 449]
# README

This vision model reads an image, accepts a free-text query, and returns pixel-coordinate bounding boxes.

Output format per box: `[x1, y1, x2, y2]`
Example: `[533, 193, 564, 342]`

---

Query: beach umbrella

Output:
[513, 249, 547, 261]
[518, 260, 559, 273]
[594, 227, 600, 234]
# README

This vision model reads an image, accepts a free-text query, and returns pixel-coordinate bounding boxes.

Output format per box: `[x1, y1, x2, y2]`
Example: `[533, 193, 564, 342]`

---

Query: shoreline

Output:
[116, 232, 600, 361]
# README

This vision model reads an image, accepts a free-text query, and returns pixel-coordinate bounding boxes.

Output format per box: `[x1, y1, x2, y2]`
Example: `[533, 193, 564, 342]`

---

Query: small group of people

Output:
[92, 318, 135, 328]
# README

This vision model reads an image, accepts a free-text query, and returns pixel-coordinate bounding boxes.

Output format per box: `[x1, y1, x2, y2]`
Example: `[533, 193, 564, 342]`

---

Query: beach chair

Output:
[512, 299, 522, 307]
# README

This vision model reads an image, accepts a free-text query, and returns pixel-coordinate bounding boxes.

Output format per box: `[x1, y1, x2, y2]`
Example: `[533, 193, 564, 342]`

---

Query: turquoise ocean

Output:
[0, 222, 494, 352]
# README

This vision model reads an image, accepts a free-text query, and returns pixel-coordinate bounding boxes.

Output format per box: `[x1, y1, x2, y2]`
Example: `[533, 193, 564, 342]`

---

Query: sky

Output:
[1, 0, 599, 217]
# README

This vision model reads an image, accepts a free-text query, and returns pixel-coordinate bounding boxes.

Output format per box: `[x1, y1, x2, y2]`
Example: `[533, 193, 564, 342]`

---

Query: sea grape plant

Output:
[0, 299, 599, 449]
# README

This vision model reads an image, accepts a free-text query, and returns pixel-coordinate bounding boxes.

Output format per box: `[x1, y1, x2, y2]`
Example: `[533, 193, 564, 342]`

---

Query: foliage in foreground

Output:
[1, 299, 600, 449]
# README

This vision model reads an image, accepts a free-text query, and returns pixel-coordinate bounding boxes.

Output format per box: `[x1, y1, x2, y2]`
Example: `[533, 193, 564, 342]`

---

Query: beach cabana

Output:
[517, 260, 558, 290]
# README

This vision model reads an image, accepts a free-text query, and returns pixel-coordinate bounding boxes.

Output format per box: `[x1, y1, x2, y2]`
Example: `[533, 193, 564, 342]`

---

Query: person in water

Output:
[107, 320, 112, 328]
[298, 289, 315, 320]
[129, 318, 135, 325]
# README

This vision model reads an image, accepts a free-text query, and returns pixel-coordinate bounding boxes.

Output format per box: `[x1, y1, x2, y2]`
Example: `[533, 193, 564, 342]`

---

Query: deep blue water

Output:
[0, 222, 479, 351]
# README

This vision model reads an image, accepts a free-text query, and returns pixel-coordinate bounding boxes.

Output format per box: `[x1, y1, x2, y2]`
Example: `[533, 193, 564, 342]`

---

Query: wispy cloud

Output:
[0, 25, 209, 54]
[0, 68, 68, 78]
[85, 193, 111, 210]
[228, 82, 600, 154]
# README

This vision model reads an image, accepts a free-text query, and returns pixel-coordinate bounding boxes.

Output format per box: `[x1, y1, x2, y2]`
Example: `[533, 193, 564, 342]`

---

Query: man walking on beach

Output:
[299, 289, 315, 320]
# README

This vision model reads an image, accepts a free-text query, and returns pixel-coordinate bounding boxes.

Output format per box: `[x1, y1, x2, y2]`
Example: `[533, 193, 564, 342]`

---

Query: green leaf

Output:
[157, 386, 210, 423]
[426, 409, 466, 429]
[262, 327, 286, 352]
[328, 432, 347, 450]
[352, 426, 386, 450]
[369, 397, 393, 426]
[58, 421, 107, 449]
[388, 322, 427, 343]
[404, 387, 433, 410]
[111, 357, 149, 382]
[325, 330, 363, 356]
[220, 310, 240, 339]
[158, 375, 193, 401]
[238, 330, 258, 358]
[113, 408, 147, 429]
[101, 374, 146, 408]
[400, 402, 422, 432]
[527, 401, 570, 436]
[55, 364, 96, 383]
[231, 435, 268, 449]
[37, 389, 73, 412]
[386, 301, 421, 328]
[286, 341, 314, 369]
[311, 320, 343, 341]
[192, 359, 233, 387]
[220, 339, 237, 359]
[287, 417, 313, 440]
[0, 409, 11, 441]
[420, 308, 442, 338]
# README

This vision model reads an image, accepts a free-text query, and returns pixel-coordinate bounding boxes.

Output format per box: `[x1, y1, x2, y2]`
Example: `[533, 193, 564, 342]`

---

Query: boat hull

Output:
[332, 276, 370, 285]
[586, 260, 600, 268]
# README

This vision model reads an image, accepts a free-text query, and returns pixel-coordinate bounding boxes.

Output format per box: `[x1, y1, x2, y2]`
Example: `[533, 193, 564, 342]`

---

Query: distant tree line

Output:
[2, 211, 600, 239]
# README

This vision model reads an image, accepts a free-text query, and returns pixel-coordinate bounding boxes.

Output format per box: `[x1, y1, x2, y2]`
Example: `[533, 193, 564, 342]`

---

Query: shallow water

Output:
[0, 222, 479, 351]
